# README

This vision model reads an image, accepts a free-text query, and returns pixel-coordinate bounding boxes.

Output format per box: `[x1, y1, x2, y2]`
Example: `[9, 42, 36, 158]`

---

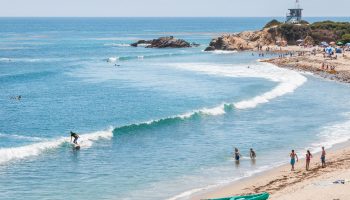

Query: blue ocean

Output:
[1, 17, 350, 200]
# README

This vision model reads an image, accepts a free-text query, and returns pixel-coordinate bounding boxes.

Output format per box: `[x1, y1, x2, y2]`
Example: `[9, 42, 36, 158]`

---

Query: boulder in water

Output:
[131, 36, 192, 48]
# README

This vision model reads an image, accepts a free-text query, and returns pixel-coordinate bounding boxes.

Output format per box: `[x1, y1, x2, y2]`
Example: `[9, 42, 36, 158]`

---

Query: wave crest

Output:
[0, 128, 113, 164]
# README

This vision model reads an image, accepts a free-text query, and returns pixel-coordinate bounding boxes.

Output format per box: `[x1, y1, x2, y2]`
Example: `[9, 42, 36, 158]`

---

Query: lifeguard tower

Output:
[286, 0, 303, 24]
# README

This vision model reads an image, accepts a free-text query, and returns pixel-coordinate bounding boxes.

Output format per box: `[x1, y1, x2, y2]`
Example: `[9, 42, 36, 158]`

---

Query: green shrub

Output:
[277, 24, 311, 44]
[264, 19, 282, 29]
[342, 34, 350, 43]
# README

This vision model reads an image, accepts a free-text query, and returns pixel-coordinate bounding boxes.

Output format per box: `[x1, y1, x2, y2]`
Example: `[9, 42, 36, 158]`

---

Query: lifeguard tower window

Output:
[286, 0, 303, 24]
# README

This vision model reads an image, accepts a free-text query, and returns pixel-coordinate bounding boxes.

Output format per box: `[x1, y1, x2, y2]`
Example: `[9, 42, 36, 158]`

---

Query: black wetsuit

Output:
[71, 132, 79, 144]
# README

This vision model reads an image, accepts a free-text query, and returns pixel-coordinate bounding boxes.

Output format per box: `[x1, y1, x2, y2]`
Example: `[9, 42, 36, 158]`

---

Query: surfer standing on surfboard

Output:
[70, 131, 79, 144]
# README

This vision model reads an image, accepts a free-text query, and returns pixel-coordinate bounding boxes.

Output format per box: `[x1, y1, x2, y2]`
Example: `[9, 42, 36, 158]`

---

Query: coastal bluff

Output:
[205, 29, 278, 51]
[131, 36, 198, 48]
[205, 20, 350, 51]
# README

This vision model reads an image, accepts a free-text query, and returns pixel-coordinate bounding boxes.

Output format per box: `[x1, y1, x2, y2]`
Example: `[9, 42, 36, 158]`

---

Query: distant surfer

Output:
[70, 131, 79, 145]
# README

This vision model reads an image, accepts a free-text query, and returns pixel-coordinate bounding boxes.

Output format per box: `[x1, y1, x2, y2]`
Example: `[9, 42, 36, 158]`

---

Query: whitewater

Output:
[2, 17, 350, 200]
[0, 62, 307, 165]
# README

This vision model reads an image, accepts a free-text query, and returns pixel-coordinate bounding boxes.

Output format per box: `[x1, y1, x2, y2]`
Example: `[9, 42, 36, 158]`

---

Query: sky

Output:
[0, 0, 349, 17]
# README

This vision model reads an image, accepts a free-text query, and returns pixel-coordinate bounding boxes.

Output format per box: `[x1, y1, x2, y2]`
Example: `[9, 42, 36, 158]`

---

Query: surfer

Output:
[70, 131, 79, 144]
[290, 150, 298, 171]
[234, 148, 241, 161]
[250, 148, 256, 159]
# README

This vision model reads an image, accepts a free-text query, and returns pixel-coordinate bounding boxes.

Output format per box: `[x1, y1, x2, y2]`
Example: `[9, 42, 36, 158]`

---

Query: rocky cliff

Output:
[205, 29, 281, 51]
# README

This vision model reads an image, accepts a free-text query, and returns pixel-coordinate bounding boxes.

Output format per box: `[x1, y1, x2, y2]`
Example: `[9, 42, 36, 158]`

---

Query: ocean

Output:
[1, 17, 350, 200]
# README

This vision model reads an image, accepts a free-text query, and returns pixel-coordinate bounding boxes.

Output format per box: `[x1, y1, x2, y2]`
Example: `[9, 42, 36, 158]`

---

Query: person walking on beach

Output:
[70, 131, 80, 144]
[234, 148, 241, 161]
[321, 147, 326, 168]
[290, 150, 298, 171]
[306, 150, 312, 171]
[250, 148, 256, 159]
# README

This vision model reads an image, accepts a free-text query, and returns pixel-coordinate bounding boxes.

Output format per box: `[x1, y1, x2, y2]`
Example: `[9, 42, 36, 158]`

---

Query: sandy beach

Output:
[261, 45, 350, 83]
[191, 46, 350, 200]
[193, 142, 350, 200]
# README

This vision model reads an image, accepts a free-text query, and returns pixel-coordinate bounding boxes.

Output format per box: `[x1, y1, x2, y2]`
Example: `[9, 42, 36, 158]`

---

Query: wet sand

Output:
[192, 142, 350, 200]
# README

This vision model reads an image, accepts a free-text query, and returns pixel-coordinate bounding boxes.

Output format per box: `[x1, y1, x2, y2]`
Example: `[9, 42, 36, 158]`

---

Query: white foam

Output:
[0, 128, 113, 164]
[309, 113, 350, 152]
[169, 62, 307, 110]
[107, 57, 119, 63]
[104, 43, 130, 47]
[137, 43, 149, 47]
[166, 164, 276, 200]
[0, 57, 11, 62]
[210, 50, 238, 54]
[0, 133, 44, 142]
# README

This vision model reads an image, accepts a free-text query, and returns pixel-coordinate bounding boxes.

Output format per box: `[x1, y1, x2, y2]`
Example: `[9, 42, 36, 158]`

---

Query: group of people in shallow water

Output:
[233, 148, 256, 161]
[289, 147, 326, 171]
[233, 147, 327, 171]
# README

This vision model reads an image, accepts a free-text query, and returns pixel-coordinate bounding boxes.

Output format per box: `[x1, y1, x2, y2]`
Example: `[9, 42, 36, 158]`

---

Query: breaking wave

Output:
[170, 62, 307, 109]
[0, 62, 307, 165]
[0, 128, 113, 164]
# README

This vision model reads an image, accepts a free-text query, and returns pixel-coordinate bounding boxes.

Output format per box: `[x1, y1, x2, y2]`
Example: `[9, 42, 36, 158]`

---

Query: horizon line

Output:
[0, 16, 349, 18]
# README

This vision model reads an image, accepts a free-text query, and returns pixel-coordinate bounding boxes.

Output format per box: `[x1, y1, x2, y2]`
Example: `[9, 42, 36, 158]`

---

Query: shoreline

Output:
[189, 50, 350, 200]
[259, 45, 350, 84]
[191, 140, 350, 200]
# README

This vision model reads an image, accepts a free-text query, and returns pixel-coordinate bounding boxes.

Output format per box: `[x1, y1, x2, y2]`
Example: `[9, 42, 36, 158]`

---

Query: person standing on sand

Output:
[234, 148, 241, 161]
[250, 148, 256, 159]
[321, 147, 326, 168]
[306, 150, 312, 171]
[290, 150, 298, 171]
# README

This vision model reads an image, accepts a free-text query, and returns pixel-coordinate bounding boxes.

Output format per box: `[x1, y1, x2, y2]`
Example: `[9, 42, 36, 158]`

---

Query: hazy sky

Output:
[0, 0, 349, 17]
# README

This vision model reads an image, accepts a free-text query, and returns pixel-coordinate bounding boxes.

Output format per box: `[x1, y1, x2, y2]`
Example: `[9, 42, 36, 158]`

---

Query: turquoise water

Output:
[1, 17, 350, 200]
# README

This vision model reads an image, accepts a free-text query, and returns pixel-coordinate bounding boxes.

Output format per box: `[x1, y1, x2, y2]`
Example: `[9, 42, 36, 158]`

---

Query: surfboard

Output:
[72, 143, 80, 150]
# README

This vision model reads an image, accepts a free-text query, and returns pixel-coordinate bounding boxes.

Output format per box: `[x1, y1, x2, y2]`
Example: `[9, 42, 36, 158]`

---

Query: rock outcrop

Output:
[205, 29, 283, 51]
[131, 36, 192, 48]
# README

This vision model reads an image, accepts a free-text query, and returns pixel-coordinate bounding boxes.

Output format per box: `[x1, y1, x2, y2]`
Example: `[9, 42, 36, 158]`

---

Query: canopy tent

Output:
[325, 46, 334, 54]
[337, 41, 344, 45]
[320, 41, 329, 47]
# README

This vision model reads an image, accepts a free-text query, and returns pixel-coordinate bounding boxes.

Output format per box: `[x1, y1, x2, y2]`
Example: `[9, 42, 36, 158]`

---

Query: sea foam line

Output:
[169, 62, 307, 110]
[0, 128, 113, 164]
[0, 133, 44, 142]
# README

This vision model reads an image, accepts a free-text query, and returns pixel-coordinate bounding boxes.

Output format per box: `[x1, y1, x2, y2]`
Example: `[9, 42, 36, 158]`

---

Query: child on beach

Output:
[234, 148, 241, 161]
[306, 150, 312, 171]
[290, 150, 298, 171]
[321, 147, 326, 168]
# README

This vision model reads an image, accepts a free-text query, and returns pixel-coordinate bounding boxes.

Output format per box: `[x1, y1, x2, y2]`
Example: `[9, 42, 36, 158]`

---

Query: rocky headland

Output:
[131, 36, 198, 48]
[205, 20, 350, 51]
